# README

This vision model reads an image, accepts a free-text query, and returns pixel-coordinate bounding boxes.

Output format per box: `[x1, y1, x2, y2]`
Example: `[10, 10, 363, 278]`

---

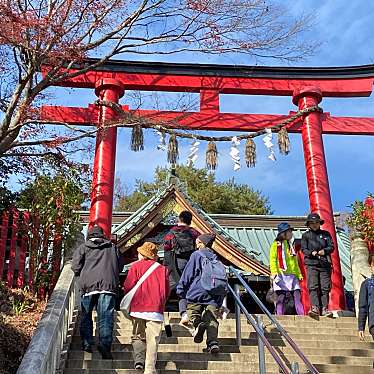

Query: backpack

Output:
[171, 229, 195, 257]
[199, 252, 228, 296]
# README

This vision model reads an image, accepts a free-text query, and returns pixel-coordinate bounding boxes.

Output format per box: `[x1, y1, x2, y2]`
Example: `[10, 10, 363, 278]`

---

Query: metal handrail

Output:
[17, 262, 76, 374]
[230, 266, 319, 374]
[228, 284, 290, 374]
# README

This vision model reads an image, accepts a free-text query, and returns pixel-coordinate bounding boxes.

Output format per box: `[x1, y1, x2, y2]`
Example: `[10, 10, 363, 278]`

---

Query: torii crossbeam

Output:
[41, 59, 374, 312]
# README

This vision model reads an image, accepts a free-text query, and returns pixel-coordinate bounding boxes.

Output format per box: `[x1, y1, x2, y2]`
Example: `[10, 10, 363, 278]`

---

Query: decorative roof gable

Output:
[113, 185, 269, 275]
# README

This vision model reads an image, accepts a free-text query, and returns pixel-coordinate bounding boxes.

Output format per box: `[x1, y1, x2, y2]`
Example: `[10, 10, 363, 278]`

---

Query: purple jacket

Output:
[176, 248, 224, 307]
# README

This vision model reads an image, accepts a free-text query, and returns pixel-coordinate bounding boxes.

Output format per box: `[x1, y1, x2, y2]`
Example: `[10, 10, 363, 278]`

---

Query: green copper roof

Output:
[112, 188, 171, 236]
[111, 185, 267, 268]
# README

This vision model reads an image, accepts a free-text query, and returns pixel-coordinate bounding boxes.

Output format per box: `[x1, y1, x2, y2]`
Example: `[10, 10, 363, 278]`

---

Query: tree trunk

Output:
[350, 232, 371, 315]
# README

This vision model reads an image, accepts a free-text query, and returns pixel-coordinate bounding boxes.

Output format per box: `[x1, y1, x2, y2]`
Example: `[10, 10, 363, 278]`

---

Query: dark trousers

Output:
[370, 326, 374, 340]
[167, 255, 189, 316]
[306, 266, 331, 309]
[187, 303, 219, 347]
[80, 293, 115, 350]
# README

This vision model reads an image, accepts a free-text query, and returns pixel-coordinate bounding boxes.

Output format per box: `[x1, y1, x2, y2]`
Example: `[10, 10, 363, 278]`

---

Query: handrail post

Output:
[228, 284, 290, 374]
[256, 315, 266, 374]
[291, 362, 299, 374]
[234, 283, 241, 346]
[229, 267, 319, 374]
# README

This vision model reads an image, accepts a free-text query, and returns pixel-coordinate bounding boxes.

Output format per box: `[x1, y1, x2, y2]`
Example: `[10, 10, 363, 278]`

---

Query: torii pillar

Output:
[293, 87, 346, 311]
[89, 79, 124, 238]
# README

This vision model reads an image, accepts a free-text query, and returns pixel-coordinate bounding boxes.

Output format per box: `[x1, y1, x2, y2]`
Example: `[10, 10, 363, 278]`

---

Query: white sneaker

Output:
[220, 306, 230, 320]
[179, 312, 190, 327]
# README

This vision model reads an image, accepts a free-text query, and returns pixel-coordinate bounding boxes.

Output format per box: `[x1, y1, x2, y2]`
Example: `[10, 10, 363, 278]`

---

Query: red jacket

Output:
[123, 259, 170, 313]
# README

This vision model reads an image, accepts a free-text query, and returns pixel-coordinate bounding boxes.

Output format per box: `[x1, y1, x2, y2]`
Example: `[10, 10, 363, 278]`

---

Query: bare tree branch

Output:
[12, 128, 97, 148]
[0, 0, 316, 165]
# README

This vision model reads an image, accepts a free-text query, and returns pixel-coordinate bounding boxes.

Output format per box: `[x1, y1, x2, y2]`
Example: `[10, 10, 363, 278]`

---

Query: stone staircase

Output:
[62, 312, 374, 374]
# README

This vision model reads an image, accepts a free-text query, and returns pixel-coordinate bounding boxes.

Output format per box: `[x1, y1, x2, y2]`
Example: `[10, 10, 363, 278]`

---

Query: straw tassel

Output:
[245, 138, 256, 167]
[130, 124, 144, 151]
[167, 133, 179, 164]
[278, 127, 290, 155]
[206, 141, 218, 170]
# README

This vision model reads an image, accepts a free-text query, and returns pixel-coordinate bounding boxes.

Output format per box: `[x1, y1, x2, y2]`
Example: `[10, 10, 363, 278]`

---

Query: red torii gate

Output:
[41, 59, 374, 311]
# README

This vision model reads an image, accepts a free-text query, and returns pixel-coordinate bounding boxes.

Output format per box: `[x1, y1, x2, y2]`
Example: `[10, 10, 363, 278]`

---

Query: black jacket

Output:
[301, 228, 334, 268]
[358, 277, 374, 332]
[71, 238, 120, 295]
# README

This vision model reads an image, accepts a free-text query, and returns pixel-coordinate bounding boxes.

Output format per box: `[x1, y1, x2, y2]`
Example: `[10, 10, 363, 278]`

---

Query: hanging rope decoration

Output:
[278, 127, 290, 155]
[245, 138, 256, 168]
[187, 139, 200, 167]
[206, 141, 218, 170]
[94, 100, 322, 168]
[130, 124, 144, 151]
[156, 130, 166, 151]
[263, 128, 276, 162]
[167, 133, 179, 164]
[230, 136, 241, 171]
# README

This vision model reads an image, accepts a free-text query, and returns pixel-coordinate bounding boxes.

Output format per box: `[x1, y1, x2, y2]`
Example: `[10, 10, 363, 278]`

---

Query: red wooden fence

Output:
[0, 208, 35, 289]
[0, 210, 8, 280]
[17, 211, 29, 288]
[0, 208, 66, 297]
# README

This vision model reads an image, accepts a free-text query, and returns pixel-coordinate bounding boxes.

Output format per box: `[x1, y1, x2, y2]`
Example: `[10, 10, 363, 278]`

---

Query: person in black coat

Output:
[358, 254, 374, 341]
[72, 225, 121, 359]
[301, 213, 334, 317]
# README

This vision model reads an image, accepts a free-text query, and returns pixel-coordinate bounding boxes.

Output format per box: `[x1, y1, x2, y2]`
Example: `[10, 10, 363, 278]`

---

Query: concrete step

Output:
[64, 353, 374, 366]
[63, 360, 373, 373]
[259, 317, 357, 326]
[67, 346, 374, 360]
[67, 342, 259, 353]
[85, 321, 359, 332]
[67, 351, 261, 361]
[86, 322, 358, 335]
[75, 325, 359, 337]
[68, 313, 371, 374]
[93, 313, 358, 325]
[69, 338, 374, 352]
[65, 360, 262, 370]
[64, 370, 280, 374]
[71, 332, 367, 346]
[89, 319, 359, 332]
[97, 312, 357, 320]
[95, 313, 358, 321]
[313, 364, 374, 374]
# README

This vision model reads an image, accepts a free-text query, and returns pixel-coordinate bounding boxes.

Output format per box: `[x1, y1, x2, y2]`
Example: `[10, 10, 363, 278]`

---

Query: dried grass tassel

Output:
[167, 133, 179, 164]
[278, 127, 290, 155]
[130, 124, 144, 151]
[206, 141, 218, 170]
[245, 138, 256, 168]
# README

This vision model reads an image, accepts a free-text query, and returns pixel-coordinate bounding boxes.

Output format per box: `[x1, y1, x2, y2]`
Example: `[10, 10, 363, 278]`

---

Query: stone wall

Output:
[350, 233, 371, 315]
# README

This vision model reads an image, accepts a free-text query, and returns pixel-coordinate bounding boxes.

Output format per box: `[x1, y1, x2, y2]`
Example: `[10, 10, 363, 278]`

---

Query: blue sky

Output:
[42, 1, 374, 215]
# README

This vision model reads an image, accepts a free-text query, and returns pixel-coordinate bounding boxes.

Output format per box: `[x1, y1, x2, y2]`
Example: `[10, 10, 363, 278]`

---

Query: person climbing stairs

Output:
[61, 311, 374, 374]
